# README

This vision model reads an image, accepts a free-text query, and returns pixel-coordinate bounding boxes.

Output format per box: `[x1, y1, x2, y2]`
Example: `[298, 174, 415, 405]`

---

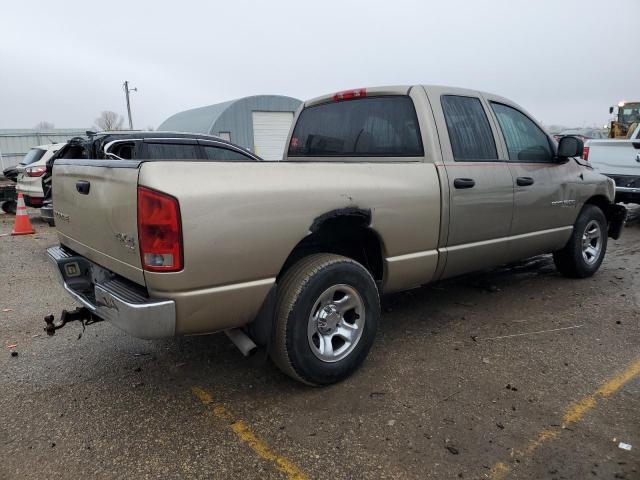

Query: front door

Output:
[486, 100, 579, 260]
[426, 88, 515, 278]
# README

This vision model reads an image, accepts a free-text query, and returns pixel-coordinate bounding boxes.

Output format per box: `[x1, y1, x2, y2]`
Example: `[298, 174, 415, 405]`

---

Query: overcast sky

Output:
[1, 0, 638, 130]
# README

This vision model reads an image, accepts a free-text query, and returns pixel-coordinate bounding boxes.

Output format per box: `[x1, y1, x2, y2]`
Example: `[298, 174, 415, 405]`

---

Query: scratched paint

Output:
[489, 359, 640, 479]
[192, 386, 307, 480]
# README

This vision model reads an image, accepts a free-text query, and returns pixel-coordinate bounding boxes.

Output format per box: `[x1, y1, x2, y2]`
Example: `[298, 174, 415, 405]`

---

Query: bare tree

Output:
[34, 120, 54, 130]
[94, 111, 125, 131]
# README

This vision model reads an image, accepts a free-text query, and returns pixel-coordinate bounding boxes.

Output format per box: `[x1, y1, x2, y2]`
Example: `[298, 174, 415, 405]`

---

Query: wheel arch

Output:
[583, 195, 611, 215]
[277, 207, 386, 284]
[583, 195, 627, 239]
[248, 207, 387, 348]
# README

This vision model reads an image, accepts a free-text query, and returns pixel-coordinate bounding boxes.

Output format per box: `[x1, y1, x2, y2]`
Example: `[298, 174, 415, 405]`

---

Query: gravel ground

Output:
[0, 206, 639, 479]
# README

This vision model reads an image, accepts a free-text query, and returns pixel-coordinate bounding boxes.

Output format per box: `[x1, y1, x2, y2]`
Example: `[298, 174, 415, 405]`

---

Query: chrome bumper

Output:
[616, 186, 640, 194]
[47, 245, 176, 339]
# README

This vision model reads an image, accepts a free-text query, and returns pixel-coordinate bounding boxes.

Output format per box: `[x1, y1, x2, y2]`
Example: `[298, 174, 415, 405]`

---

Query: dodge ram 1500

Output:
[47, 85, 626, 385]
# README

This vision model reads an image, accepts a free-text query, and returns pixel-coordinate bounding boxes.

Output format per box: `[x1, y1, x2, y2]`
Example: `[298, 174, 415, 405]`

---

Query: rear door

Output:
[486, 99, 579, 259]
[426, 87, 514, 278]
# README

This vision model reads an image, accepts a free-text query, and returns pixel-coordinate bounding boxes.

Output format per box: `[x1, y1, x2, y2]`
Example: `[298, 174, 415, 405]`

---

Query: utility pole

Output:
[123, 81, 137, 130]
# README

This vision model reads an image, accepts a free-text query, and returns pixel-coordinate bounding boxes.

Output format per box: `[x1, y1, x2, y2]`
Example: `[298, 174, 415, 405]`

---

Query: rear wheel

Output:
[553, 204, 607, 278]
[271, 254, 379, 385]
[1, 200, 16, 215]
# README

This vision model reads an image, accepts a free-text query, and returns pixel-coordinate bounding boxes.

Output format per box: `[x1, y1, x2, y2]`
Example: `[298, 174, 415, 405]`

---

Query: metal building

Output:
[0, 129, 87, 171]
[158, 95, 302, 160]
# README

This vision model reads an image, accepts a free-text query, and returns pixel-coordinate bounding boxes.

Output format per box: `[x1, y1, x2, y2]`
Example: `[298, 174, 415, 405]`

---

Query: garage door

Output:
[252, 111, 294, 160]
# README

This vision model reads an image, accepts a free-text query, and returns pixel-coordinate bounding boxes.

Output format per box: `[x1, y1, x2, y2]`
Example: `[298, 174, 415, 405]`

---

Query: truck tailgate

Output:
[52, 160, 144, 285]
[588, 140, 640, 176]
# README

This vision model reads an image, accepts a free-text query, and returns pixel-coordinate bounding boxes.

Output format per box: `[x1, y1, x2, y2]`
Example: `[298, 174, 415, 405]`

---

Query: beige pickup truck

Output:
[47, 85, 626, 385]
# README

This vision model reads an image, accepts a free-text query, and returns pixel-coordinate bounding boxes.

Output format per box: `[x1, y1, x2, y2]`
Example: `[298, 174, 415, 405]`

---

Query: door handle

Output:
[76, 180, 90, 195]
[516, 176, 534, 186]
[453, 178, 475, 189]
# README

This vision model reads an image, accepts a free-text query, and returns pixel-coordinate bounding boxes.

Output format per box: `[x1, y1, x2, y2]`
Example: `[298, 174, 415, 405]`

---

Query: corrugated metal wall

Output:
[211, 96, 301, 151]
[0, 129, 87, 171]
[157, 95, 302, 152]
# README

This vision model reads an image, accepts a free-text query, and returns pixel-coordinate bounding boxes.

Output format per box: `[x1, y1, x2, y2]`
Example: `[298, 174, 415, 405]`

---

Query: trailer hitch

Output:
[44, 307, 103, 338]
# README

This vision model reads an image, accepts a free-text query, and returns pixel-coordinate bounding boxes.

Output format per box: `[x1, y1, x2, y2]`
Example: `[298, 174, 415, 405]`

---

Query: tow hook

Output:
[44, 307, 103, 337]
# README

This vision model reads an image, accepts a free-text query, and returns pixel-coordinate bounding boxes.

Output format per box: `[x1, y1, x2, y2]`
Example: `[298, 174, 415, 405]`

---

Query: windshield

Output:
[20, 148, 47, 165]
[619, 104, 640, 124]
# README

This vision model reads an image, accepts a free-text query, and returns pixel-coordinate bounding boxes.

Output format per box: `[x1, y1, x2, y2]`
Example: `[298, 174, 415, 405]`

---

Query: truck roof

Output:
[303, 85, 506, 108]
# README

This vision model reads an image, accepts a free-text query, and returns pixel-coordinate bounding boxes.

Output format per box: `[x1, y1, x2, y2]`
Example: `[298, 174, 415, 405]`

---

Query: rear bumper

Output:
[603, 173, 640, 193]
[47, 245, 176, 339]
[16, 181, 44, 198]
[601, 174, 640, 204]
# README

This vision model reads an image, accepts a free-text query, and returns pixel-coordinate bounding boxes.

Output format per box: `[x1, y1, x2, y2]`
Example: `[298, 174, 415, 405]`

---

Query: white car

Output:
[15, 143, 65, 207]
[585, 124, 640, 204]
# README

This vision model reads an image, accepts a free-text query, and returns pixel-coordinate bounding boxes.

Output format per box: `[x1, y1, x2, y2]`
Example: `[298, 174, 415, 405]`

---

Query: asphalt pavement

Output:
[1, 207, 639, 479]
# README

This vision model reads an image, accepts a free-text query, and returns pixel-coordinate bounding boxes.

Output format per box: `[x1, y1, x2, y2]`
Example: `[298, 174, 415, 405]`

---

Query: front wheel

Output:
[553, 204, 608, 278]
[271, 254, 380, 385]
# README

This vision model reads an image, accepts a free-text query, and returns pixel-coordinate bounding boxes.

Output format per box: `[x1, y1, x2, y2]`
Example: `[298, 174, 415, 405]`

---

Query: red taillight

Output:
[332, 88, 367, 102]
[582, 146, 590, 161]
[137, 186, 183, 272]
[26, 166, 46, 177]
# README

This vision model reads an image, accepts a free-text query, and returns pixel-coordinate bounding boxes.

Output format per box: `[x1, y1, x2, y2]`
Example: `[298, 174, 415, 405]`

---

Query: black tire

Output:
[271, 253, 380, 386]
[553, 204, 608, 278]
[1, 200, 16, 215]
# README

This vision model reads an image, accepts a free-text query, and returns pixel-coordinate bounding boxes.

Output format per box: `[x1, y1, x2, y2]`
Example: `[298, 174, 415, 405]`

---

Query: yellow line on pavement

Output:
[488, 462, 510, 480]
[192, 386, 307, 480]
[563, 359, 640, 424]
[489, 358, 640, 479]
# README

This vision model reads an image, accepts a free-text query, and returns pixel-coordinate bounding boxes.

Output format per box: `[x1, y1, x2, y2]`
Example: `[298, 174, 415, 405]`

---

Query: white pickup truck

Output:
[585, 124, 640, 204]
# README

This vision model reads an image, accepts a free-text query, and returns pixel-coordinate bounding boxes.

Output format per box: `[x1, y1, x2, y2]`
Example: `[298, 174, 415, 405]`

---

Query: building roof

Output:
[158, 100, 236, 134]
[158, 95, 302, 135]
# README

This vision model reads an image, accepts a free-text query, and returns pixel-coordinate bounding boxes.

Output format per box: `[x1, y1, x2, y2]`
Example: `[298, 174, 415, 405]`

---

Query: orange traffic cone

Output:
[11, 193, 35, 236]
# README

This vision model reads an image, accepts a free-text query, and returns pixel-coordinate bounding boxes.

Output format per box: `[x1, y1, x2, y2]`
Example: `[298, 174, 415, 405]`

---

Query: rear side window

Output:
[441, 95, 498, 161]
[21, 148, 46, 165]
[146, 143, 199, 160]
[490, 103, 553, 162]
[202, 145, 255, 161]
[110, 142, 136, 159]
[288, 96, 423, 157]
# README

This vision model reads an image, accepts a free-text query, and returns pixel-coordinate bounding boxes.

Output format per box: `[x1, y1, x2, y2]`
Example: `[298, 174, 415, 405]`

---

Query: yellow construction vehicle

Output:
[608, 101, 640, 138]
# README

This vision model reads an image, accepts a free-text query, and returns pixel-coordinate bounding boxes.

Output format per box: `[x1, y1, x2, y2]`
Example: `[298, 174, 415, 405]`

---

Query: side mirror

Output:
[558, 136, 584, 159]
[609, 106, 614, 114]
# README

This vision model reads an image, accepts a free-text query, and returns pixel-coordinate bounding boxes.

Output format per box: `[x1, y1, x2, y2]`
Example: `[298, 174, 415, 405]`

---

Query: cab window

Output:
[288, 96, 423, 157]
[441, 95, 498, 161]
[490, 103, 553, 162]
